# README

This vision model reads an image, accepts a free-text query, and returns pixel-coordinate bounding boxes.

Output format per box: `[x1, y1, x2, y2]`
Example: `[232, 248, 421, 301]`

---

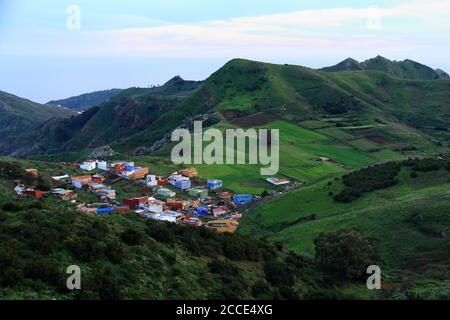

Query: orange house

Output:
[180, 168, 198, 178]
[25, 168, 38, 177]
[92, 175, 106, 183]
[71, 175, 93, 185]
[166, 200, 185, 211]
[23, 189, 45, 199]
[130, 167, 149, 180]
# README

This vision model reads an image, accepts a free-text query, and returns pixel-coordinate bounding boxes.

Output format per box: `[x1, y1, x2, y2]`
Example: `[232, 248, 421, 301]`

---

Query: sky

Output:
[1, 0, 450, 103]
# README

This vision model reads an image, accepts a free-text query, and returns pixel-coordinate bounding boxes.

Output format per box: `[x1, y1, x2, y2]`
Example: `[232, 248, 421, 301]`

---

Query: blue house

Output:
[233, 194, 253, 205]
[96, 207, 113, 215]
[207, 180, 223, 190]
[195, 207, 209, 216]
[175, 180, 192, 190]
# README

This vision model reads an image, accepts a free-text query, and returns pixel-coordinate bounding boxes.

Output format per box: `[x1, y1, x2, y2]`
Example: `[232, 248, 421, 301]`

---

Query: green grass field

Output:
[240, 167, 450, 276]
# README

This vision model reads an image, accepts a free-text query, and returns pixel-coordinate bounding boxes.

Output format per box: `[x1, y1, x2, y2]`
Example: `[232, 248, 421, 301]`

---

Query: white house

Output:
[151, 211, 182, 223]
[97, 161, 109, 171]
[157, 188, 176, 198]
[148, 197, 165, 214]
[52, 174, 70, 181]
[80, 161, 97, 171]
[146, 175, 158, 186]
[168, 173, 189, 186]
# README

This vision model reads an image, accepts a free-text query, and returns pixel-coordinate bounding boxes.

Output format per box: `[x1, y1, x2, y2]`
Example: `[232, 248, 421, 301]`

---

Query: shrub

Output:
[314, 229, 379, 280]
[121, 228, 144, 246]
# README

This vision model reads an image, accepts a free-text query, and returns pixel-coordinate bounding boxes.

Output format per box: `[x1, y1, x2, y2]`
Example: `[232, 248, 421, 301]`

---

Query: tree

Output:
[121, 228, 144, 246]
[314, 229, 379, 280]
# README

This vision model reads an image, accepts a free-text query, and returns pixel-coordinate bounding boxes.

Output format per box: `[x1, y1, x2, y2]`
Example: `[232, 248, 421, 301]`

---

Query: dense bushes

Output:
[334, 162, 401, 203]
[314, 229, 379, 280]
[333, 158, 450, 203]
[404, 158, 446, 172]
[0, 196, 340, 300]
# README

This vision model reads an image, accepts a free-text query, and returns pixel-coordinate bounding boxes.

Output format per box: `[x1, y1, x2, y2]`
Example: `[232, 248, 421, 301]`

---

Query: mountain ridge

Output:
[321, 55, 450, 80]
[47, 89, 123, 112]
[2, 57, 450, 158]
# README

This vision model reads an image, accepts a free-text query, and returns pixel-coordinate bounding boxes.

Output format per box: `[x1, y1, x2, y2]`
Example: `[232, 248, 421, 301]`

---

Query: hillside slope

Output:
[0, 90, 76, 154]
[0, 157, 344, 300]
[240, 159, 450, 298]
[4, 77, 203, 157]
[47, 89, 123, 112]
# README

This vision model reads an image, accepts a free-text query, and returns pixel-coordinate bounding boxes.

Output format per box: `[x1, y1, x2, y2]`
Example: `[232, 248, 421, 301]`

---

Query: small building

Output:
[97, 161, 109, 171]
[80, 161, 97, 171]
[146, 175, 158, 186]
[51, 188, 77, 201]
[52, 174, 70, 182]
[212, 206, 229, 218]
[71, 176, 93, 189]
[157, 188, 176, 198]
[150, 211, 182, 223]
[25, 168, 38, 177]
[266, 177, 290, 186]
[157, 178, 169, 186]
[166, 200, 185, 211]
[120, 166, 149, 180]
[96, 188, 116, 200]
[123, 197, 149, 209]
[96, 207, 113, 215]
[219, 191, 233, 199]
[233, 194, 253, 205]
[207, 180, 223, 190]
[113, 206, 130, 214]
[180, 217, 202, 227]
[23, 189, 45, 199]
[130, 166, 149, 180]
[148, 198, 165, 214]
[195, 207, 209, 216]
[14, 184, 26, 196]
[92, 174, 106, 183]
[175, 180, 192, 190]
[180, 167, 198, 178]
[206, 220, 239, 233]
[89, 183, 107, 191]
[187, 188, 208, 198]
[169, 173, 189, 184]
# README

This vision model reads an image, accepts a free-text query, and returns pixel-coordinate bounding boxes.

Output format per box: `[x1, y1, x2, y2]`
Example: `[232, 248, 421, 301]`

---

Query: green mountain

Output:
[322, 56, 450, 80]
[0, 90, 76, 154]
[47, 89, 123, 112]
[4, 58, 450, 160]
[3, 77, 203, 157]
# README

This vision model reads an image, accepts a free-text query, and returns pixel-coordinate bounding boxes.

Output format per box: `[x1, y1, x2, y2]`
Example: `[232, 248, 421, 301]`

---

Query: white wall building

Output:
[148, 198, 165, 214]
[80, 161, 97, 171]
[97, 161, 109, 171]
[146, 175, 158, 186]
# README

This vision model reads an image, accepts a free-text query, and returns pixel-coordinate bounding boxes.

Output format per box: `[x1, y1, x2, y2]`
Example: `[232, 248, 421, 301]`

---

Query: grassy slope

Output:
[0, 90, 75, 143]
[240, 167, 450, 277]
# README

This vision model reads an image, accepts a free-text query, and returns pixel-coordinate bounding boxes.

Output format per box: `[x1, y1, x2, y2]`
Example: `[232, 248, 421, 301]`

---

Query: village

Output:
[13, 160, 294, 233]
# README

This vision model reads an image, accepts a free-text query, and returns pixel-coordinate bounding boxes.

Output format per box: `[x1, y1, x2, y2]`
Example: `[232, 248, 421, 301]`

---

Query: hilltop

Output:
[321, 56, 450, 80]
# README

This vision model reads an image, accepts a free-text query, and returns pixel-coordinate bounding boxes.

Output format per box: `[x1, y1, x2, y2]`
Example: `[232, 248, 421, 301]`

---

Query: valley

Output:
[1, 56, 449, 300]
